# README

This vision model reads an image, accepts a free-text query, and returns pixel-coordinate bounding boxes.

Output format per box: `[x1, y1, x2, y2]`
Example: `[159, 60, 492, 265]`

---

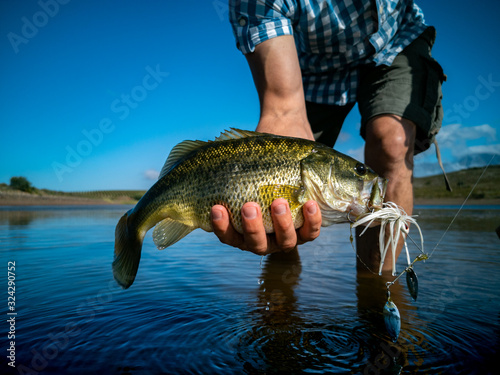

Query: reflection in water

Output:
[257, 249, 302, 319]
[0, 210, 38, 226]
[237, 249, 408, 374]
[239, 250, 437, 374]
[356, 271, 407, 374]
[238, 249, 306, 373]
[0, 205, 131, 225]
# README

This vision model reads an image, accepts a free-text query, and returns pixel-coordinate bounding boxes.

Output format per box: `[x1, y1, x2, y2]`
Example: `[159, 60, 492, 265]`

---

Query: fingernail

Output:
[306, 202, 317, 215]
[242, 205, 258, 220]
[211, 208, 223, 221]
[274, 203, 287, 215]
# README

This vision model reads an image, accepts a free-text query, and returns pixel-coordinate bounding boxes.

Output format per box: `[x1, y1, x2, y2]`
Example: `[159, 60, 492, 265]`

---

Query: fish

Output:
[113, 128, 387, 288]
[383, 299, 401, 342]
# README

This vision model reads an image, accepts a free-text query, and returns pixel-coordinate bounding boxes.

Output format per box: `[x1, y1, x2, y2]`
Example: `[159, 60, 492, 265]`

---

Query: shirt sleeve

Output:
[229, 0, 295, 54]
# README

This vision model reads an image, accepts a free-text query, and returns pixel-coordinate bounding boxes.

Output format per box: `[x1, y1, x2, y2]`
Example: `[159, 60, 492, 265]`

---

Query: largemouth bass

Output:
[113, 129, 387, 288]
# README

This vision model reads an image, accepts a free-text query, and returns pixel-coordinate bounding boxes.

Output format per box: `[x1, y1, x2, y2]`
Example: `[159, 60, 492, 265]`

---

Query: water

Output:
[1, 205, 499, 374]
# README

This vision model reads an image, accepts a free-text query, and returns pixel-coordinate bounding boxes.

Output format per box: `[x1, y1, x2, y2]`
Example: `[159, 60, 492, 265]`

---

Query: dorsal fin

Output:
[158, 128, 261, 180]
[214, 128, 261, 141]
[158, 139, 207, 179]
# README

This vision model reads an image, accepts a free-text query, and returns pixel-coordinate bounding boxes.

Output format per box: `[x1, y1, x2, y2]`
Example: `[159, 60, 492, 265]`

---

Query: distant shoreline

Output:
[414, 198, 500, 206]
[1, 190, 498, 207]
[0, 191, 128, 206]
[0, 195, 114, 206]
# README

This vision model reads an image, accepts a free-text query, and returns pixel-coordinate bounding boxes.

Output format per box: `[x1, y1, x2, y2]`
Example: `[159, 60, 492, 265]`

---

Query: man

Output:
[210, 0, 445, 273]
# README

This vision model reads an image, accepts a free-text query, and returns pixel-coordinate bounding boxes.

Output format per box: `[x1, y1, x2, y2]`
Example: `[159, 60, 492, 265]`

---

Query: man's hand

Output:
[210, 198, 322, 255]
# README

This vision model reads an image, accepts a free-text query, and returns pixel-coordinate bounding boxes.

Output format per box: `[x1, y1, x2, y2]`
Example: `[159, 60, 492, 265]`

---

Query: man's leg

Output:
[355, 27, 445, 273]
[356, 114, 416, 273]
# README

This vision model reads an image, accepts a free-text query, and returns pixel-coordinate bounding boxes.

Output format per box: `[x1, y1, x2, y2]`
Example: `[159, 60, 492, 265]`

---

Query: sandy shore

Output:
[0, 191, 120, 206]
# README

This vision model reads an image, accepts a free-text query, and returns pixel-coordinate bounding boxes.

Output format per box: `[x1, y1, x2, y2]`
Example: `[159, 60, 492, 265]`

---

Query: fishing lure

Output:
[383, 292, 401, 342]
[351, 202, 427, 341]
[352, 156, 495, 342]
[351, 202, 425, 276]
[406, 267, 418, 301]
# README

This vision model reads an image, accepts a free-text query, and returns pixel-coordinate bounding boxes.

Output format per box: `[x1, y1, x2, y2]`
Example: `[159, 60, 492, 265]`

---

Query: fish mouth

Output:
[367, 177, 387, 211]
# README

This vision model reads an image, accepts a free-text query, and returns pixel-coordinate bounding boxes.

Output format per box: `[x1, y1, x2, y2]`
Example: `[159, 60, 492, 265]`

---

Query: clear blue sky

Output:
[1, 0, 499, 191]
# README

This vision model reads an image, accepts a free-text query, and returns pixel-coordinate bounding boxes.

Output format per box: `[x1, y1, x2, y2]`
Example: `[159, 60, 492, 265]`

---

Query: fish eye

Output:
[355, 163, 367, 176]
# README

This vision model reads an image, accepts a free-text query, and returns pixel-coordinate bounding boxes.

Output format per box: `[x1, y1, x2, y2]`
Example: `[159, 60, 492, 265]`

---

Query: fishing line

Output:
[387, 156, 496, 294]
[386, 154, 497, 287]
[427, 153, 498, 259]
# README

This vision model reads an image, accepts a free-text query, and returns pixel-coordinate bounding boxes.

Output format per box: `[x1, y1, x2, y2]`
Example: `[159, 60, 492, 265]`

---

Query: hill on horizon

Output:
[413, 164, 500, 200]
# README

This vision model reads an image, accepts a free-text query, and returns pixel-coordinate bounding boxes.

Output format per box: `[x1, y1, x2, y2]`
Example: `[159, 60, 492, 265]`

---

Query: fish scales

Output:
[146, 135, 313, 233]
[112, 129, 387, 288]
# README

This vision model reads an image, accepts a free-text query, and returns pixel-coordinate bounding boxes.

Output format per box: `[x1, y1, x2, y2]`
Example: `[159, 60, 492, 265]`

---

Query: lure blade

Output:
[406, 268, 419, 301]
[383, 300, 401, 342]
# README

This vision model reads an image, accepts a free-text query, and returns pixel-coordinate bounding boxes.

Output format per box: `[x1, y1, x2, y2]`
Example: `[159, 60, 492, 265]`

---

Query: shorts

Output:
[307, 26, 446, 155]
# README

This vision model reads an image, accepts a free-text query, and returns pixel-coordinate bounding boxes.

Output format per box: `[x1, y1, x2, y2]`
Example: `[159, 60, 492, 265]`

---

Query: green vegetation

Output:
[10, 176, 35, 193]
[413, 165, 500, 200]
[38, 189, 146, 203]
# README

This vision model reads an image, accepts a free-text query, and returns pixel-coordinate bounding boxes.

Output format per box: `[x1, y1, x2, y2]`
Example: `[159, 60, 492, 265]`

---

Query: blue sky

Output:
[1, 0, 499, 192]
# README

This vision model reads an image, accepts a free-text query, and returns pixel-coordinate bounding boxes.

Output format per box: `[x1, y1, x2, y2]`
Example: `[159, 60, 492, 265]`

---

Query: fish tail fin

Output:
[112, 210, 144, 289]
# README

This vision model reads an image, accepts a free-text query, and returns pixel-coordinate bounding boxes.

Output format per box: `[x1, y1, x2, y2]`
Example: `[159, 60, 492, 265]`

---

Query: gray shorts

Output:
[307, 26, 446, 155]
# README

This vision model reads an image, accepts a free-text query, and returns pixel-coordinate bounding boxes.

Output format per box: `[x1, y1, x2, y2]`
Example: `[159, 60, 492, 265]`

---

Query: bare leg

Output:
[356, 115, 416, 273]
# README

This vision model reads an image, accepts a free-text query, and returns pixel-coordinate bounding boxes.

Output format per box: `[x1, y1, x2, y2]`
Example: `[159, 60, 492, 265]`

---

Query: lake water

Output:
[1, 205, 499, 374]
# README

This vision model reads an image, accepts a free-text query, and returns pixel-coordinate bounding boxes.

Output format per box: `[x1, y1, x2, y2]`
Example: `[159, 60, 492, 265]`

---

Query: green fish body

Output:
[113, 129, 387, 288]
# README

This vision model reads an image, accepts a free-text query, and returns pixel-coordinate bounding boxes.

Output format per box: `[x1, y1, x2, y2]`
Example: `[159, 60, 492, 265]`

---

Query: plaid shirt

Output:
[229, 0, 428, 105]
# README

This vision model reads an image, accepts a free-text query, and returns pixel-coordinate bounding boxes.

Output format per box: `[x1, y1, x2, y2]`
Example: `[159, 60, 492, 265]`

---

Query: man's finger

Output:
[241, 202, 269, 255]
[297, 200, 321, 244]
[211, 205, 246, 250]
[270, 199, 297, 252]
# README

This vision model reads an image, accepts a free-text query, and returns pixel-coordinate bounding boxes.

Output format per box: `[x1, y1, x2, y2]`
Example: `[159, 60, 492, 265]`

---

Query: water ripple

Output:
[2, 206, 499, 374]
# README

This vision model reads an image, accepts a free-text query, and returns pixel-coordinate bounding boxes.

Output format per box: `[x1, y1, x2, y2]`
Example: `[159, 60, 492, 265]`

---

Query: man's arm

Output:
[211, 35, 321, 255]
[247, 35, 314, 140]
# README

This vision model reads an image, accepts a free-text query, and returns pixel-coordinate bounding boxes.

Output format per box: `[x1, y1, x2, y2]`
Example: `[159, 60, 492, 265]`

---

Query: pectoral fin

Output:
[152, 218, 195, 250]
[258, 185, 304, 210]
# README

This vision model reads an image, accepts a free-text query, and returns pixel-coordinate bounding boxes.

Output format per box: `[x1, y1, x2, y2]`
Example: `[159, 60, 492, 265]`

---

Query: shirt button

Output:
[239, 17, 247, 26]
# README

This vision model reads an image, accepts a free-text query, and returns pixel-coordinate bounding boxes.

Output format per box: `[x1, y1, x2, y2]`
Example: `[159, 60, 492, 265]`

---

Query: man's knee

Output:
[365, 115, 416, 165]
